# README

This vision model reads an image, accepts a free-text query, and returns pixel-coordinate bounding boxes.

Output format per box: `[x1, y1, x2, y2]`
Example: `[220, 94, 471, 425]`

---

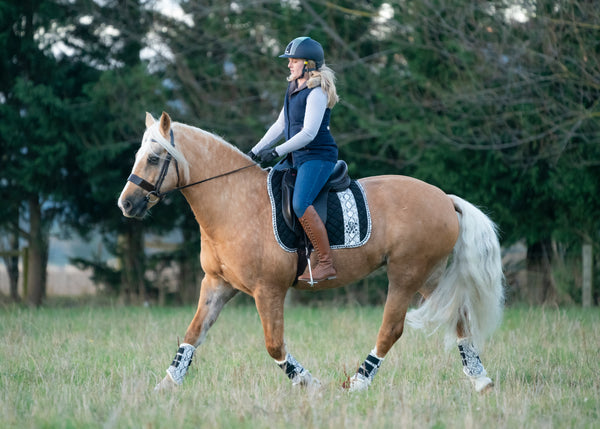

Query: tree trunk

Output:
[119, 222, 146, 305]
[26, 196, 48, 307]
[7, 228, 21, 302]
[178, 227, 200, 304]
[1, 217, 22, 302]
[526, 239, 558, 305]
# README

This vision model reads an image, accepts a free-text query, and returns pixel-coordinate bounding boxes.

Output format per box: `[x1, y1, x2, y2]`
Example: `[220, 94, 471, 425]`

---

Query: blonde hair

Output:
[289, 60, 339, 109]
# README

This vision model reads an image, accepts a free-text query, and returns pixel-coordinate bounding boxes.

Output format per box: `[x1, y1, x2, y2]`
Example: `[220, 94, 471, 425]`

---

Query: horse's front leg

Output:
[254, 288, 320, 388]
[155, 275, 238, 390]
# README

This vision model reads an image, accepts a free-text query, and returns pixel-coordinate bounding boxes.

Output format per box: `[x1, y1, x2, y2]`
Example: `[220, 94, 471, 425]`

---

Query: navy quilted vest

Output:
[283, 82, 338, 166]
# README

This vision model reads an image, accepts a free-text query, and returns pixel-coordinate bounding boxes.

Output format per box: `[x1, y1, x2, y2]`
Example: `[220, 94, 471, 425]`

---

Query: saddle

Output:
[281, 160, 351, 236]
[267, 162, 371, 257]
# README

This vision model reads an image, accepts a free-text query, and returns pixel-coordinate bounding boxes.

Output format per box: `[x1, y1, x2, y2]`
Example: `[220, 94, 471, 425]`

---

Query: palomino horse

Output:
[118, 112, 504, 393]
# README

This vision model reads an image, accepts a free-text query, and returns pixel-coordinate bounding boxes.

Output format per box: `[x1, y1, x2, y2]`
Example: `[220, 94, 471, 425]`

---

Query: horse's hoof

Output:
[308, 377, 322, 389]
[154, 375, 179, 392]
[305, 377, 322, 396]
[292, 369, 320, 388]
[470, 375, 494, 393]
[345, 373, 371, 392]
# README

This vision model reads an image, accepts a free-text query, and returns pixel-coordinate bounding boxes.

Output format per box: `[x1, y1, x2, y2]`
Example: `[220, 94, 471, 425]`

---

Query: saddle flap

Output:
[281, 169, 299, 233]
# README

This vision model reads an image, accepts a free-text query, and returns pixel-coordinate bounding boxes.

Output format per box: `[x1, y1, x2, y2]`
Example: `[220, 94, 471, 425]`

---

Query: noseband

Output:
[127, 129, 180, 204]
[127, 129, 255, 203]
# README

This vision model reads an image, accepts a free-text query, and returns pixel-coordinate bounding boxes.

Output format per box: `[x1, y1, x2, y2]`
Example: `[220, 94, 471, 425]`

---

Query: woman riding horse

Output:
[118, 111, 504, 393]
[249, 36, 339, 283]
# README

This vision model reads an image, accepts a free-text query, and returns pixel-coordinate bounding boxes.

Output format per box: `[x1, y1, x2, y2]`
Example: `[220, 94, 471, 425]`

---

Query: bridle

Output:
[127, 129, 255, 204]
[127, 129, 180, 204]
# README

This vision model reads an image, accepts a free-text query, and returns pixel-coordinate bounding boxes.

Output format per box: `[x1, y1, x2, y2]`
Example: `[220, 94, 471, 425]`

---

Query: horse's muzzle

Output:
[118, 195, 148, 219]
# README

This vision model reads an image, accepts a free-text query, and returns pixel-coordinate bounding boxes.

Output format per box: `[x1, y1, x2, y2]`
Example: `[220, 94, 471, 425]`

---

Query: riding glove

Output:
[257, 148, 279, 163]
[246, 150, 260, 162]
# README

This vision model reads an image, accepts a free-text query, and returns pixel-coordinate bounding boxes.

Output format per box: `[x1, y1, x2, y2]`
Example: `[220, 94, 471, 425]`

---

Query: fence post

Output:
[582, 244, 592, 308]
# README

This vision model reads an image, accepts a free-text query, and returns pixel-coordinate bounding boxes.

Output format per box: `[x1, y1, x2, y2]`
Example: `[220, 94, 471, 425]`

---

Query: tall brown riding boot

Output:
[298, 205, 337, 283]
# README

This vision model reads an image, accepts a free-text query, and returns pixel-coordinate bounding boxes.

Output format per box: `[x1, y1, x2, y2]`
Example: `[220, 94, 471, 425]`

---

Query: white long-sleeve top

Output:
[252, 87, 329, 156]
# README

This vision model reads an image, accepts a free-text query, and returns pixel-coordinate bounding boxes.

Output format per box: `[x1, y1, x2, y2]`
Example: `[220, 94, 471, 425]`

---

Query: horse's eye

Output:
[148, 155, 160, 165]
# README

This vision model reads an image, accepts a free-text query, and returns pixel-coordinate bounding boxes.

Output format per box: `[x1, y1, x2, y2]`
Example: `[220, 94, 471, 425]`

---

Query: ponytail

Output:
[306, 61, 339, 109]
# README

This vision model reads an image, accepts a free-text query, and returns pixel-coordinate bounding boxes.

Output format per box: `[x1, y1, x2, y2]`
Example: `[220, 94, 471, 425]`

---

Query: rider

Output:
[248, 36, 339, 283]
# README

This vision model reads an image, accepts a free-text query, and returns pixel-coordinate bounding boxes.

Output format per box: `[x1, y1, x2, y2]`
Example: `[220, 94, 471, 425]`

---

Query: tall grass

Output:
[0, 303, 598, 428]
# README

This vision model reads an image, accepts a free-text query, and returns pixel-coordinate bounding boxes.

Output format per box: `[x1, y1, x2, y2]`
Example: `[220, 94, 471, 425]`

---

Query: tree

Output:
[0, 0, 168, 305]
[384, 0, 600, 303]
[61, 0, 187, 304]
[68, 65, 170, 303]
[2, 0, 597, 306]
[0, 0, 109, 305]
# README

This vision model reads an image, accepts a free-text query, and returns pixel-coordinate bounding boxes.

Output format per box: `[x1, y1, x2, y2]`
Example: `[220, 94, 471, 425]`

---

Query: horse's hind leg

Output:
[456, 321, 494, 393]
[346, 278, 414, 392]
[155, 275, 238, 390]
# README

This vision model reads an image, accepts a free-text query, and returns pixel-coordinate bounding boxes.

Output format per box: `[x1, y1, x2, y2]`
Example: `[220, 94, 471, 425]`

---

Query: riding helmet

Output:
[279, 37, 324, 69]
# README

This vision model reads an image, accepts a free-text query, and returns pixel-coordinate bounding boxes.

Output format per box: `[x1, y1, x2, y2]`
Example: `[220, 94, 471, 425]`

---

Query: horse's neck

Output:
[177, 125, 268, 236]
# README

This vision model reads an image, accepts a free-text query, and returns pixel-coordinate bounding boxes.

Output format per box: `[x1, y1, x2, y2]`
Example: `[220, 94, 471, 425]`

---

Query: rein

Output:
[167, 164, 255, 194]
[127, 128, 256, 203]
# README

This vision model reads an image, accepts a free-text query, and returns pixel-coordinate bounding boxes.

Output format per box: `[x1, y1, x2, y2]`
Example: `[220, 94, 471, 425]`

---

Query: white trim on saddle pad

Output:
[267, 168, 372, 253]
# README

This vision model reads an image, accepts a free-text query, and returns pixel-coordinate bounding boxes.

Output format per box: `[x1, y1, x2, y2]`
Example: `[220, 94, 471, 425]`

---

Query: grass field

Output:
[0, 302, 598, 428]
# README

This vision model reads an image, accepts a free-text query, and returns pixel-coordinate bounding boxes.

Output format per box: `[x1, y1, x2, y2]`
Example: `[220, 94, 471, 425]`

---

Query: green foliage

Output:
[68, 65, 167, 228]
[375, 0, 600, 252]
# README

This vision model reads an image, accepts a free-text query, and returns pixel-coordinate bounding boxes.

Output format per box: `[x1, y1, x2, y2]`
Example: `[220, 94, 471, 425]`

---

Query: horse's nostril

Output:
[121, 199, 132, 212]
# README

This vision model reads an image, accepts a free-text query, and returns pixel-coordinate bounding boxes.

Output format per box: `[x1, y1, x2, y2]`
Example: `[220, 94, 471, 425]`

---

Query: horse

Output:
[118, 112, 504, 393]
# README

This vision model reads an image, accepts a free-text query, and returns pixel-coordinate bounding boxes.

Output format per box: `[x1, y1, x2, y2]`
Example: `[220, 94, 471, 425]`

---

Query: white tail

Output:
[405, 195, 504, 350]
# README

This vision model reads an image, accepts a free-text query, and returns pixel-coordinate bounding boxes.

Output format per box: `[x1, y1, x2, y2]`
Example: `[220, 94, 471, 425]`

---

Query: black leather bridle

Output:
[127, 129, 255, 203]
[127, 129, 180, 204]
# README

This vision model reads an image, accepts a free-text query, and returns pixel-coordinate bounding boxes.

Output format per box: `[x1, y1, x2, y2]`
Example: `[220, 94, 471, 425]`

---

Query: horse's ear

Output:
[145, 112, 156, 128]
[159, 111, 171, 139]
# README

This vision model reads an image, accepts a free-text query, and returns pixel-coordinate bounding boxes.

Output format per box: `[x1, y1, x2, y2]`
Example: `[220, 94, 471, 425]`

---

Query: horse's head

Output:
[118, 111, 188, 219]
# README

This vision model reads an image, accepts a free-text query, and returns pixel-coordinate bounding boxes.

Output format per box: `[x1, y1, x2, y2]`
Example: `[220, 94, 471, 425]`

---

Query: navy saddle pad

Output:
[267, 168, 372, 252]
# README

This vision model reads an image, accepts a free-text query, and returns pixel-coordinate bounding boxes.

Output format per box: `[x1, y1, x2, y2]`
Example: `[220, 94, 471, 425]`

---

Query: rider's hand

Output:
[257, 148, 279, 164]
[246, 150, 260, 162]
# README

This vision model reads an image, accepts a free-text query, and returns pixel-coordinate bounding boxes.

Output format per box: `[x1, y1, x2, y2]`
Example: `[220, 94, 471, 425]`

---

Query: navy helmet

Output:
[279, 37, 324, 69]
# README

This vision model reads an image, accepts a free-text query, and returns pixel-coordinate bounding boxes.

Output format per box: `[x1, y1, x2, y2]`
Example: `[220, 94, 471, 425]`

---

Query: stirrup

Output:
[302, 257, 316, 287]
[298, 258, 337, 285]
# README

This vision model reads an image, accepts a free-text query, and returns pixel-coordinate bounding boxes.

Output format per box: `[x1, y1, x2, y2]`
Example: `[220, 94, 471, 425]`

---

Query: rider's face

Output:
[287, 58, 306, 81]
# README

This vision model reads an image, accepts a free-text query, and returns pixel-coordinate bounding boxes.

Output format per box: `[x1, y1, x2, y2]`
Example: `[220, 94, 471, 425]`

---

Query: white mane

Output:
[142, 122, 191, 183]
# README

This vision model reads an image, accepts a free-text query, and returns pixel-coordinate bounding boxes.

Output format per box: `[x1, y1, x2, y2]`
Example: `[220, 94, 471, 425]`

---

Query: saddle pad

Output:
[267, 168, 372, 252]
